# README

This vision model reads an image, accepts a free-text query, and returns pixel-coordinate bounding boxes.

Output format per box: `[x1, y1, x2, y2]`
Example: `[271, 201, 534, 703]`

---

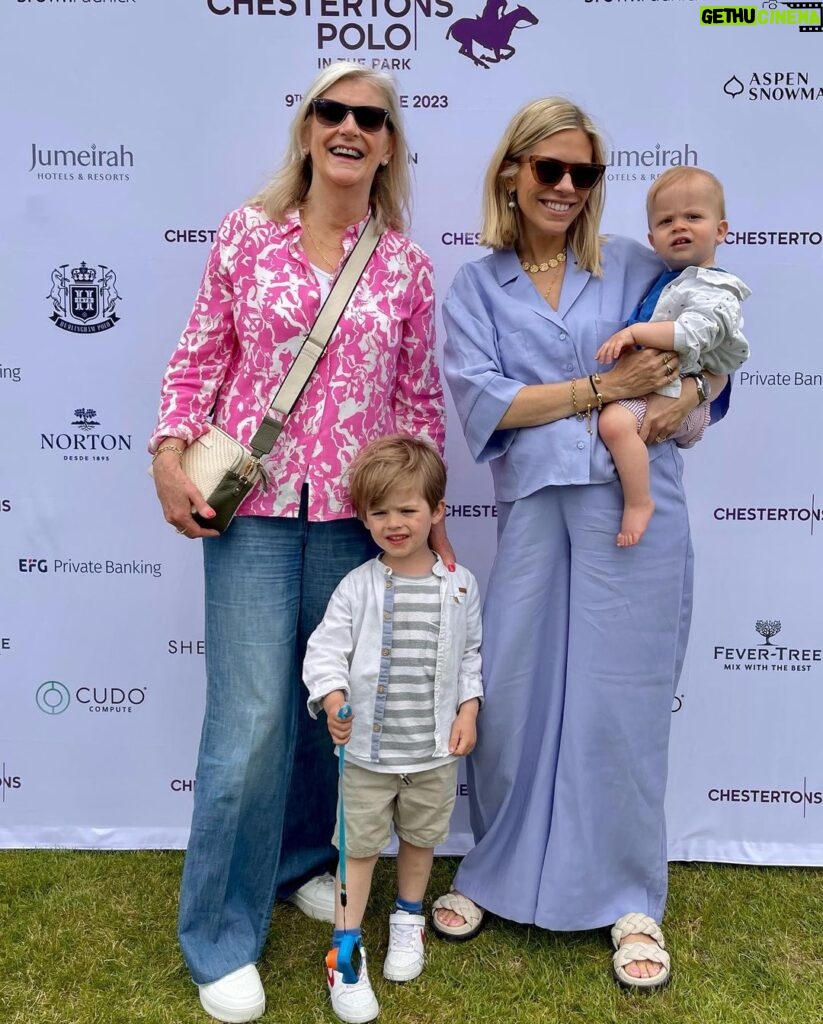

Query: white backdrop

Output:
[1, 0, 822, 864]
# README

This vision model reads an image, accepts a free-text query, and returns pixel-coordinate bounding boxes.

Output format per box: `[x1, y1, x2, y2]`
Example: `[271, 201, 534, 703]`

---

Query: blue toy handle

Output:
[335, 702, 352, 917]
[327, 706, 360, 984]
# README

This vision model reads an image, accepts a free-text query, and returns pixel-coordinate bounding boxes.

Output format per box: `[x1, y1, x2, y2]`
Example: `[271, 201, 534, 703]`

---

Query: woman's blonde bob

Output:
[480, 97, 608, 276]
[249, 62, 411, 233]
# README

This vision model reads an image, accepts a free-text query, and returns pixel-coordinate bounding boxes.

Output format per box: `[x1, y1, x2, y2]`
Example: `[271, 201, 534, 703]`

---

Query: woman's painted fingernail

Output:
[447, 563, 456, 572]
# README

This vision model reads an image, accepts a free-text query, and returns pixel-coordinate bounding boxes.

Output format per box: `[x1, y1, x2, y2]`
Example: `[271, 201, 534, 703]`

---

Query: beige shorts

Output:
[332, 759, 459, 859]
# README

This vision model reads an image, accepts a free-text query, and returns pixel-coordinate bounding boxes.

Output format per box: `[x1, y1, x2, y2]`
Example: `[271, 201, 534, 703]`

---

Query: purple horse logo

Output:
[447, 0, 539, 69]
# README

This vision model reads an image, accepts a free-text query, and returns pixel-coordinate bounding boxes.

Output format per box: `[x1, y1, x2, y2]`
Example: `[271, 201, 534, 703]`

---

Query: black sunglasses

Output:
[524, 156, 605, 190]
[310, 98, 393, 134]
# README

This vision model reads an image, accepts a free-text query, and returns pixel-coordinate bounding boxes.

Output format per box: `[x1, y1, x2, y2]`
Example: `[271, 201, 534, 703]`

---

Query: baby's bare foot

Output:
[617, 499, 655, 547]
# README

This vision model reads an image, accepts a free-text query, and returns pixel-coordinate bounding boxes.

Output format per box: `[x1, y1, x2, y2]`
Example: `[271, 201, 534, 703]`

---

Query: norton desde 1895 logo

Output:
[48, 262, 122, 333]
[40, 408, 132, 463]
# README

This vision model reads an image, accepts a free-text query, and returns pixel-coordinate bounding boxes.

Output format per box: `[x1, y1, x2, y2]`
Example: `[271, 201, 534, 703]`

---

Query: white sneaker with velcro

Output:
[382, 911, 426, 982]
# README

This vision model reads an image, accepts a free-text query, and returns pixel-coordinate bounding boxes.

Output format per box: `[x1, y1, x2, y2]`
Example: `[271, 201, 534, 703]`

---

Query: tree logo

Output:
[48, 261, 122, 334]
[71, 408, 100, 432]
[756, 620, 782, 645]
[447, 0, 539, 69]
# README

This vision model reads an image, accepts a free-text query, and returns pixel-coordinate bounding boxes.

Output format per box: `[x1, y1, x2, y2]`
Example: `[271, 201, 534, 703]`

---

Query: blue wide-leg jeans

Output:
[178, 503, 377, 984]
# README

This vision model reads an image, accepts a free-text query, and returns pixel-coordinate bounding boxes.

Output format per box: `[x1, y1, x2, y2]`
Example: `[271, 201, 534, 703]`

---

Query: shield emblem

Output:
[69, 283, 99, 323]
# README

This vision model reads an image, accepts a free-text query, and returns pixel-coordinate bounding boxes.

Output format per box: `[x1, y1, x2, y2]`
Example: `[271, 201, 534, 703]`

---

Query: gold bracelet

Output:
[572, 378, 596, 434]
[152, 443, 185, 463]
[588, 373, 603, 411]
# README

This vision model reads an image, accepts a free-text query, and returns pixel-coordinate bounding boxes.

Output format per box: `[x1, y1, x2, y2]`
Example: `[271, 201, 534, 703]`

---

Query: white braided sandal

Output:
[611, 912, 671, 990]
[430, 891, 485, 941]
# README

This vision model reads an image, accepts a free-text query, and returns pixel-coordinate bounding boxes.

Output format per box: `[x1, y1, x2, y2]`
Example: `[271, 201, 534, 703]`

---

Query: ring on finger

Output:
[664, 364, 673, 376]
[174, 526, 186, 535]
[662, 355, 670, 366]
[655, 434, 667, 444]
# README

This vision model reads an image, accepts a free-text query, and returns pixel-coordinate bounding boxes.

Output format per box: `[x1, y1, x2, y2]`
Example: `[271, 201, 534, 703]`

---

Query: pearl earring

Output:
[507, 192, 517, 209]
[381, 158, 390, 166]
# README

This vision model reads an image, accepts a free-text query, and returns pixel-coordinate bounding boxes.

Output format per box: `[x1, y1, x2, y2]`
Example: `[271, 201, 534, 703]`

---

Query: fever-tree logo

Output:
[756, 619, 782, 645]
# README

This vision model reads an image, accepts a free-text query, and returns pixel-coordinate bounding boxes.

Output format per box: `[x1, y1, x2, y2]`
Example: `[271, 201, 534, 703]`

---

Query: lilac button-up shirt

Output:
[443, 236, 665, 502]
[150, 206, 445, 521]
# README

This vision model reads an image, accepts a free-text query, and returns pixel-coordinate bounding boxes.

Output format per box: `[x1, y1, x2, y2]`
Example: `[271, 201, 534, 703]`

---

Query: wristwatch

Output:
[686, 372, 711, 405]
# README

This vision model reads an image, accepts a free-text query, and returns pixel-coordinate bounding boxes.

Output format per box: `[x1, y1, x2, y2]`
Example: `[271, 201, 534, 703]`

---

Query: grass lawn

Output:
[2, 852, 823, 1024]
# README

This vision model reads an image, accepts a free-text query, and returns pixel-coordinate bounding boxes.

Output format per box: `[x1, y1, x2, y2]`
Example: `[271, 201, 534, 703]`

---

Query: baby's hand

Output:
[323, 691, 353, 746]
[595, 327, 635, 364]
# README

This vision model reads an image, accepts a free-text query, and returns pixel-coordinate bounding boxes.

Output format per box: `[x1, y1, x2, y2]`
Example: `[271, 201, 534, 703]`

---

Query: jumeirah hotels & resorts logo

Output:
[48, 262, 122, 333]
[29, 143, 133, 183]
[713, 619, 822, 673]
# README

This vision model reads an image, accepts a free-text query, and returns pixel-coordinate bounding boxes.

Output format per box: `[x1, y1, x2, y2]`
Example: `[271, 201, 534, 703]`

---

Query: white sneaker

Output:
[287, 872, 336, 923]
[327, 944, 380, 1023]
[383, 911, 425, 982]
[198, 964, 265, 1023]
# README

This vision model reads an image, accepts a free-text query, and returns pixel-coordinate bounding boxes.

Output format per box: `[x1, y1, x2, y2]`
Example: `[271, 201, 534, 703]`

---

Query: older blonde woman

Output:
[432, 98, 729, 989]
[150, 63, 450, 1023]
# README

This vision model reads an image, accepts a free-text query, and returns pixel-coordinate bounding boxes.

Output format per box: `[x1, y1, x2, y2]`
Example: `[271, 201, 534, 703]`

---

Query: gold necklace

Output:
[302, 218, 343, 270]
[521, 249, 566, 274]
[543, 273, 562, 305]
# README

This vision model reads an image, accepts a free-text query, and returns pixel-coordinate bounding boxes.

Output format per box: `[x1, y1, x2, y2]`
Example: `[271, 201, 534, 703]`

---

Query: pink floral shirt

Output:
[150, 206, 445, 521]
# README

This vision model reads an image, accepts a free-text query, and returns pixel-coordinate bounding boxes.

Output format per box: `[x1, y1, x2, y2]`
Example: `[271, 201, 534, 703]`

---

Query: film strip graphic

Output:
[782, 1, 823, 30]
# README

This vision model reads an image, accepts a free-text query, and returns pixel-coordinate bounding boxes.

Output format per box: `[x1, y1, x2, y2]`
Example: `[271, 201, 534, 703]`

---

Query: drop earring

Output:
[507, 192, 517, 209]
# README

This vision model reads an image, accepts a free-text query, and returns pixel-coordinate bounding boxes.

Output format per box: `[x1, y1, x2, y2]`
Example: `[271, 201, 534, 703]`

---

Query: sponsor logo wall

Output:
[2, 3, 820, 864]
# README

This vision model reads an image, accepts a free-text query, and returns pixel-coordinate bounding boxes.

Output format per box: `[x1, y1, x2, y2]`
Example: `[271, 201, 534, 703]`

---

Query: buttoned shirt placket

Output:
[371, 564, 395, 761]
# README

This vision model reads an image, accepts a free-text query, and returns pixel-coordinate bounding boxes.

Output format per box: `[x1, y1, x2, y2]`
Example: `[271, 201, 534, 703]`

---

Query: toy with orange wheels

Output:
[324, 703, 361, 984]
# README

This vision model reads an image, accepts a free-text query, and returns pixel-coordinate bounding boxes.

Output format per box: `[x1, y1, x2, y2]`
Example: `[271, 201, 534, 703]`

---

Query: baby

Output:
[596, 166, 750, 546]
